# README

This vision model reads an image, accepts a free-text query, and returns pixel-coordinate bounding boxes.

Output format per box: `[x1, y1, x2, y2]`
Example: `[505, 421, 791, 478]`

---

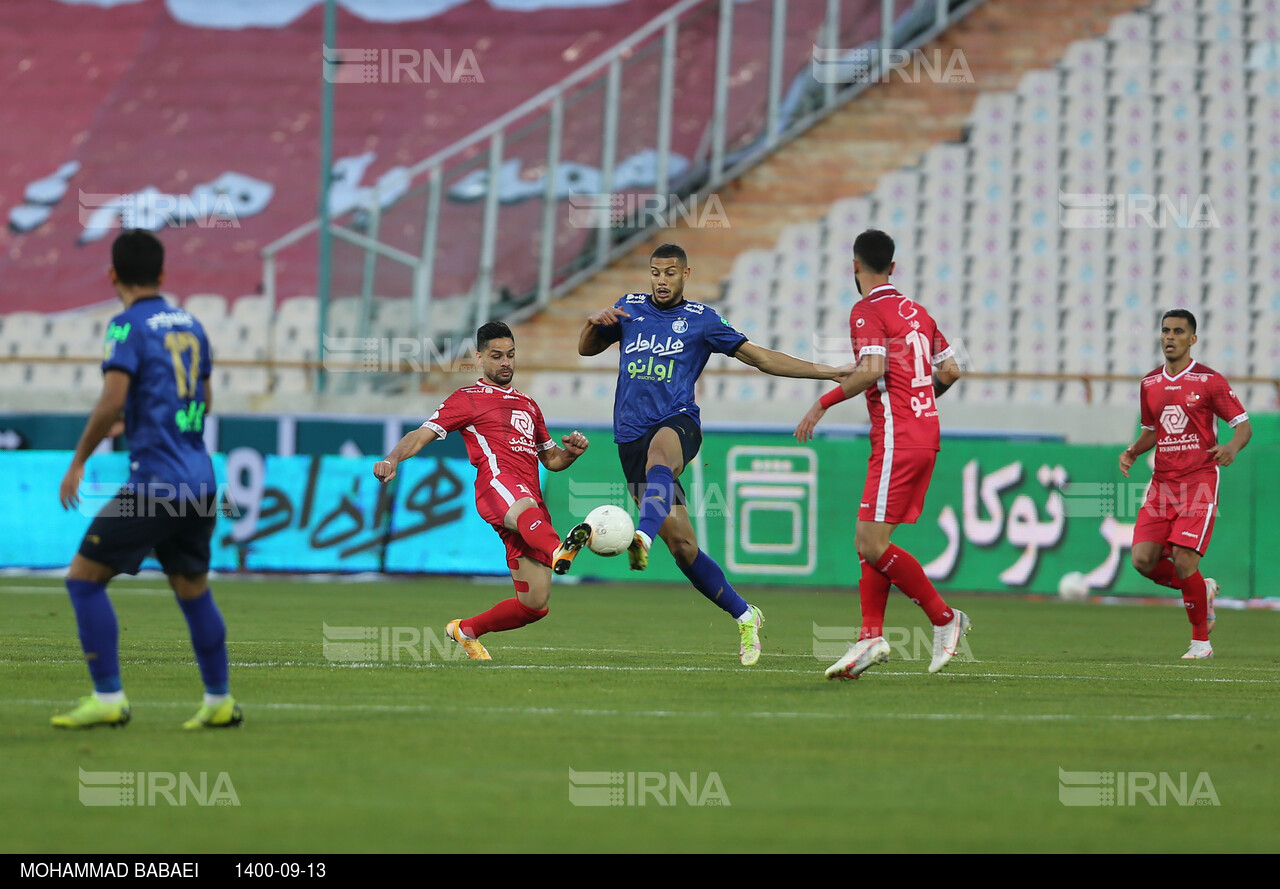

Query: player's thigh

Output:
[501, 496, 540, 531]
[645, 426, 687, 475]
[510, 557, 551, 610]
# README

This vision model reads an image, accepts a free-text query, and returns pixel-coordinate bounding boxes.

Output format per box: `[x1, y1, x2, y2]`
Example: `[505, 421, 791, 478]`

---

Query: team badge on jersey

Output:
[672, 318, 688, 334]
[510, 409, 535, 440]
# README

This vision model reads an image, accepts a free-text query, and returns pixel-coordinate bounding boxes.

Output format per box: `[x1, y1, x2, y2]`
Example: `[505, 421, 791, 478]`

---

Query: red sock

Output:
[462, 598, 548, 638]
[1181, 571, 1209, 642]
[517, 506, 561, 562]
[875, 544, 953, 626]
[859, 557, 891, 640]
[1146, 559, 1184, 590]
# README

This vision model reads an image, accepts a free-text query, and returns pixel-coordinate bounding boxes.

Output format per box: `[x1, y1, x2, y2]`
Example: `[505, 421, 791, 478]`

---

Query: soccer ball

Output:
[1057, 571, 1090, 602]
[585, 504, 635, 556]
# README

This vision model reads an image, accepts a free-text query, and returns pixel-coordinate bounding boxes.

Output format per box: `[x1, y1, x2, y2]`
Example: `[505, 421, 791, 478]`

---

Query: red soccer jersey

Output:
[850, 284, 955, 453]
[1139, 360, 1249, 479]
[422, 380, 555, 504]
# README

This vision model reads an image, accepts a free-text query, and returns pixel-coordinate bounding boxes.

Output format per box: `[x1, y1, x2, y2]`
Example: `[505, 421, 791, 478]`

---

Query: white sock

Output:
[204, 693, 229, 708]
[736, 606, 755, 624]
[95, 691, 126, 705]
[636, 530, 652, 549]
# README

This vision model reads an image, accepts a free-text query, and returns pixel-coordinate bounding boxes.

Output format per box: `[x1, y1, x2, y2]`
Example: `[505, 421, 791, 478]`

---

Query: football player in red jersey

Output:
[1120, 309, 1251, 660]
[373, 322, 589, 660]
[794, 230, 967, 680]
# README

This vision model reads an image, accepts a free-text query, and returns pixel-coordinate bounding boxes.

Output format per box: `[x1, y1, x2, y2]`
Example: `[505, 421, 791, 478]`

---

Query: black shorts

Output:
[78, 484, 218, 577]
[617, 414, 703, 506]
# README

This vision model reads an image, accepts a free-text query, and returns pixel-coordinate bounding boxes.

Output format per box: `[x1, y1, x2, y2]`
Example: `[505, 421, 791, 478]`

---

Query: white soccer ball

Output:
[585, 504, 635, 556]
[1057, 571, 1090, 602]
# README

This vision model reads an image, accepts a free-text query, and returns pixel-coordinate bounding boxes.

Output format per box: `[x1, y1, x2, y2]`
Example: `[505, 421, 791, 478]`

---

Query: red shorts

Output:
[1132, 471, 1219, 556]
[859, 448, 937, 524]
[474, 481, 553, 569]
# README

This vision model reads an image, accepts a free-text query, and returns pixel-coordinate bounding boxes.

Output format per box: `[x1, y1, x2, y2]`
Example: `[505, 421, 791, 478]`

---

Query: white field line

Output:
[4, 655, 1278, 684]
[8, 697, 1268, 722]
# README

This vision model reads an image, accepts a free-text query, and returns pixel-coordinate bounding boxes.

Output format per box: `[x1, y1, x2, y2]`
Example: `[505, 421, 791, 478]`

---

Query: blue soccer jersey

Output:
[596, 293, 748, 442]
[102, 296, 215, 490]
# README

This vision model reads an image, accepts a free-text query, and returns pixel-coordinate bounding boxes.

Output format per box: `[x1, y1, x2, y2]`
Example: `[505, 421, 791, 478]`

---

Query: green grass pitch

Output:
[2, 574, 1277, 854]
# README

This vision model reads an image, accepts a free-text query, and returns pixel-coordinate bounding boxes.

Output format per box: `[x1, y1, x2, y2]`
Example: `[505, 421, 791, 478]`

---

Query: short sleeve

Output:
[592, 295, 630, 347]
[198, 325, 213, 379]
[1211, 375, 1249, 427]
[1139, 383, 1155, 431]
[533, 402, 554, 452]
[422, 391, 475, 439]
[931, 324, 954, 366]
[850, 305, 887, 361]
[705, 309, 748, 356]
[102, 315, 142, 377]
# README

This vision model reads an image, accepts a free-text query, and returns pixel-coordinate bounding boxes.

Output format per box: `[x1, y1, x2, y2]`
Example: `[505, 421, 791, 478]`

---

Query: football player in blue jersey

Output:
[560, 243, 852, 665]
[53, 230, 240, 730]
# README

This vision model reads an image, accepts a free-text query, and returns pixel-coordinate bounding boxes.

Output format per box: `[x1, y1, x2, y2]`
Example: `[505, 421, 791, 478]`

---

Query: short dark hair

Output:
[476, 321, 514, 351]
[853, 229, 895, 274]
[112, 230, 164, 287]
[650, 243, 688, 266]
[1161, 309, 1197, 334]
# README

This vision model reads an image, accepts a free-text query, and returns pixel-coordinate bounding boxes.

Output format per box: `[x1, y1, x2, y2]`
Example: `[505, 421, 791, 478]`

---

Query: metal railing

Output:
[260, 0, 983, 392]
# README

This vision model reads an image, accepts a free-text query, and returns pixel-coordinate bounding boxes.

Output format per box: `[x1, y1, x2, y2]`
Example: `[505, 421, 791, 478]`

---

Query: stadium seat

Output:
[183, 294, 229, 322]
[271, 368, 311, 395]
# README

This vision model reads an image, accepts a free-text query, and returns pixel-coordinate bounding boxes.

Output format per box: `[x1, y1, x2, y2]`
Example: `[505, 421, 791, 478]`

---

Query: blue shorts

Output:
[78, 484, 217, 576]
[616, 414, 703, 506]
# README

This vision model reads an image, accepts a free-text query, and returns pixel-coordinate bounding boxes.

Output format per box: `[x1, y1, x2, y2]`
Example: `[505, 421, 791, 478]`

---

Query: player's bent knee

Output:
[1131, 553, 1157, 575]
[67, 554, 115, 585]
[168, 573, 209, 600]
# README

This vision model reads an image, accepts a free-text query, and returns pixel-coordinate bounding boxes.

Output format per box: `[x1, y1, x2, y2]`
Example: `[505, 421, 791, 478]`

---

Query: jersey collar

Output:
[867, 284, 900, 302]
[477, 378, 515, 391]
[1162, 358, 1197, 381]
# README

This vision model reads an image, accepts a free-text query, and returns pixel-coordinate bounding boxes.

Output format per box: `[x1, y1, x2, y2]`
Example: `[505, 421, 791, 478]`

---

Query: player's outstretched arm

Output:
[539, 430, 590, 472]
[60, 370, 130, 510]
[733, 341, 851, 381]
[1208, 419, 1251, 467]
[579, 307, 630, 356]
[374, 426, 439, 483]
[1119, 428, 1157, 477]
[933, 355, 962, 398]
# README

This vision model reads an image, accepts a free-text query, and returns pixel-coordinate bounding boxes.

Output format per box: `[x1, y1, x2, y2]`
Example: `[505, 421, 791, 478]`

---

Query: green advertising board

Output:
[543, 429, 1274, 598]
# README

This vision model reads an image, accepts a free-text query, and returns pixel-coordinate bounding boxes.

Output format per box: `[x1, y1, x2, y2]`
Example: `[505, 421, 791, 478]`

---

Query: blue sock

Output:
[66, 579, 122, 694]
[637, 465, 676, 542]
[680, 551, 751, 619]
[177, 590, 229, 695]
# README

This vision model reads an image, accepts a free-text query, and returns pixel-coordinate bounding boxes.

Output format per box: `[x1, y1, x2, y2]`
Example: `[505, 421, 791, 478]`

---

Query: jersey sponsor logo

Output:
[175, 401, 207, 433]
[897, 299, 918, 321]
[106, 321, 131, 343]
[144, 310, 195, 331]
[672, 318, 688, 334]
[624, 294, 648, 304]
[626, 355, 676, 382]
[910, 393, 935, 418]
[510, 410, 535, 441]
[624, 331, 685, 357]
[684, 302, 707, 315]
[1160, 404, 1190, 435]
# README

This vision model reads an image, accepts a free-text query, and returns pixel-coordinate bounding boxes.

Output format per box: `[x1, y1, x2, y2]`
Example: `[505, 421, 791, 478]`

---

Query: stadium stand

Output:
[3, 0, 1277, 421]
[517, 0, 1280, 421]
